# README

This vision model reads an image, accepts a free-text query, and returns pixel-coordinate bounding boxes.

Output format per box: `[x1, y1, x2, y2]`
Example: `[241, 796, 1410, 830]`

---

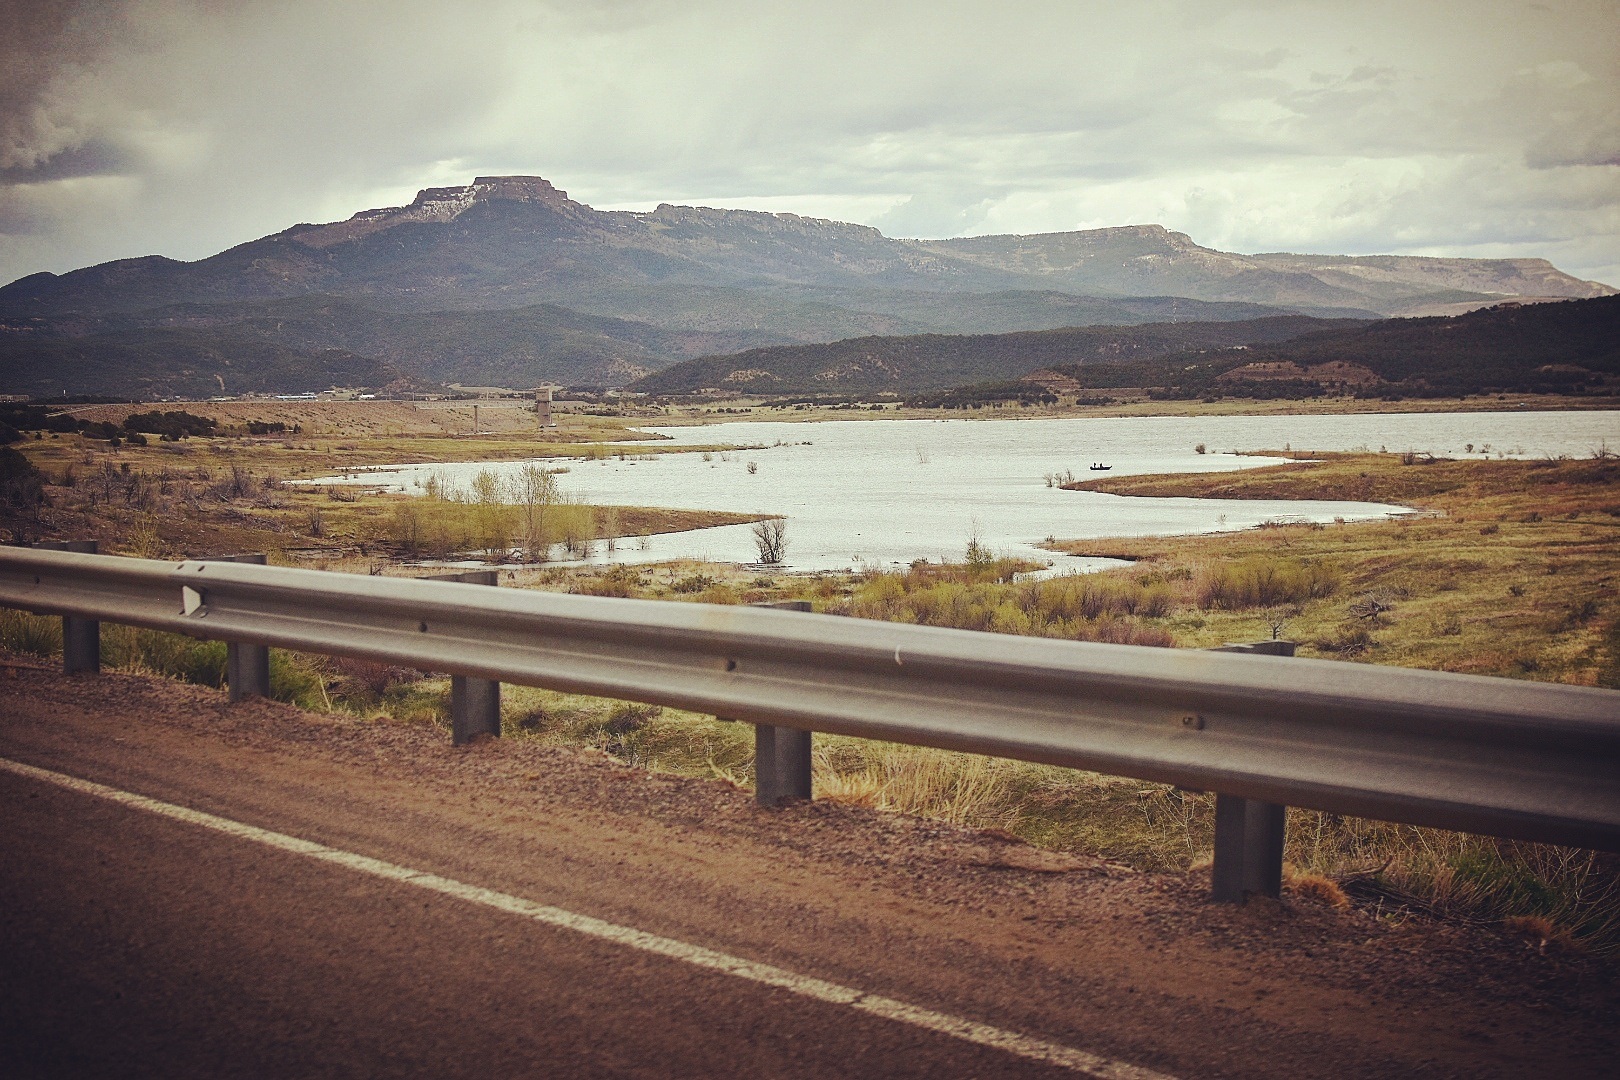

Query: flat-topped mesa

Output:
[467, 175, 571, 203]
[641, 202, 888, 243]
[291, 176, 578, 249]
[919, 224, 1213, 271]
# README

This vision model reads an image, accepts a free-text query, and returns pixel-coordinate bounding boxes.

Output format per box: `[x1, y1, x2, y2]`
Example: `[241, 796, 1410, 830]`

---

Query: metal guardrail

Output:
[3, 545, 1618, 903]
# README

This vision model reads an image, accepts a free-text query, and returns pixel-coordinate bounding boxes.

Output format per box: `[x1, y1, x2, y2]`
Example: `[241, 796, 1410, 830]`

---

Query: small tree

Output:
[470, 468, 512, 557]
[965, 534, 994, 572]
[510, 464, 559, 562]
[752, 517, 788, 564]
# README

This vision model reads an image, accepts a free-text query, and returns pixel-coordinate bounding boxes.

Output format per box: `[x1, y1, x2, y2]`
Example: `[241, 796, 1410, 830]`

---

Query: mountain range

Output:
[0, 175, 1612, 396]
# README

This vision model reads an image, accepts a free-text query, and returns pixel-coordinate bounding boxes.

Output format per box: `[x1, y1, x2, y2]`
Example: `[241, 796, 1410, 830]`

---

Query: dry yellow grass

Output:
[1060, 452, 1620, 685]
[1285, 868, 1352, 909]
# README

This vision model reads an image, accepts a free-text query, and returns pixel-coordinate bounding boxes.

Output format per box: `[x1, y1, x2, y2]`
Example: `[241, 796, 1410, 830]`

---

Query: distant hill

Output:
[0, 291, 1312, 397]
[1, 175, 1610, 395]
[630, 315, 1365, 397]
[916, 229, 1611, 316]
[0, 327, 397, 399]
[10, 296, 754, 389]
[1036, 296, 1620, 400]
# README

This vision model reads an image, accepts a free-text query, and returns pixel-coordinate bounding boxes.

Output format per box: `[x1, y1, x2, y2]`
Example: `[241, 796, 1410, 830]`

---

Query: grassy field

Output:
[1, 412, 758, 561]
[3, 411, 1618, 952]
[1060, 451, 1620, 685]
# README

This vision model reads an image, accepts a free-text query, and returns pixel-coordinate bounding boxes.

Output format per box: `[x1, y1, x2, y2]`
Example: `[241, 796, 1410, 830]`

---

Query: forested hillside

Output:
[1036, 296, 1620, 400]
[632, 316, 1362, 397]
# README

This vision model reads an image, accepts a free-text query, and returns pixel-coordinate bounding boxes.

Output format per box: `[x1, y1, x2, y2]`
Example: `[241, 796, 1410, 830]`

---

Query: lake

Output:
[312, 410, 1620, 573]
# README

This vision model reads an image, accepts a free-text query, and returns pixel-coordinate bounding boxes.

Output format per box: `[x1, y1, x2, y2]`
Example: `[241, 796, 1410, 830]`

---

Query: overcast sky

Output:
[2, 0, 1617, 288]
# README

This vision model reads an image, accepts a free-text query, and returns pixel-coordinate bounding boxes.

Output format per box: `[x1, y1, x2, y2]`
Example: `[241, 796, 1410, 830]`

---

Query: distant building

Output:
[533, 386, 558, 428]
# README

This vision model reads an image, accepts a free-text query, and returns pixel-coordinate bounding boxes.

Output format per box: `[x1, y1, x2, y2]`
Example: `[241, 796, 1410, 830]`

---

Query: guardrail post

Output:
[207, 554, 271, 701]
[755, 724, 813, 806]
[1211, 795, 1286, 903]
[424, 569, 502, 745]
[1207, 640, 1294, 903]
[39, 540, 100, 674]
[748, 601, 814, 805]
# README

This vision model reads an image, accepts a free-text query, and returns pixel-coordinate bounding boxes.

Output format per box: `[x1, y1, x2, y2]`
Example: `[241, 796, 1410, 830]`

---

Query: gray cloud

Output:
[0, 0, 125, 172]
[0, 0, 1616, 286]
[0, 139, 132, 185]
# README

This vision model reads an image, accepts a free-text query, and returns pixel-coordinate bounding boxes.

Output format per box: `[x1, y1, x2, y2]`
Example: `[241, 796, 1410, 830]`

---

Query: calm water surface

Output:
[314, 411, 1619, 572]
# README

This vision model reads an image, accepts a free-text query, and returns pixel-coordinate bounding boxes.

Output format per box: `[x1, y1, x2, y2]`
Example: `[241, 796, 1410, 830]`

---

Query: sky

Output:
[2, 0, 1617, 288]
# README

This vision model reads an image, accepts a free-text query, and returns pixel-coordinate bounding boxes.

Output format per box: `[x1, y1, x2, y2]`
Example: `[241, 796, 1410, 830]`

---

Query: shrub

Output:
[579, 565, 643, 597]
[1314, 622, 1373, 655]
[329, 656, 420, 703]
[123, 410, 218, 440]
[103, 627, 227, 686]
[845, 566, 1178, 647]
[0, 609, 61, 656]
[269, 651, 329, 710]
[1194, 557, 1339, 610]
[751, 517, 788, 564]
[0, 446, 47, 511]
[1286, 870, 1350, 909]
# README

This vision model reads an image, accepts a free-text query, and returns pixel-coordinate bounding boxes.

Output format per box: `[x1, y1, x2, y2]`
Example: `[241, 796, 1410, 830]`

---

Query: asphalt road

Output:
[1, 663, 1615, 1078]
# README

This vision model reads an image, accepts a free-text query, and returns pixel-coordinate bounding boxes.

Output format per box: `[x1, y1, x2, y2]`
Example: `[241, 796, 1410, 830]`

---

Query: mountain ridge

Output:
[5, 176, 1608, 321]
[0, 175, 1612, 395]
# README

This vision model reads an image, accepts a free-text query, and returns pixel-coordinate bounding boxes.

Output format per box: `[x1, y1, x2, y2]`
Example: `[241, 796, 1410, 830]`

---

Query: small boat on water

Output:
[1089, 463, 1112, 471]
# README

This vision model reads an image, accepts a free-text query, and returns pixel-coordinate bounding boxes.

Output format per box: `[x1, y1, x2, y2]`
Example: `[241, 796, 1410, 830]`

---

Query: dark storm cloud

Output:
[0, 0, 121, 172]
[0, 140, 132, 186]
[0, 0, 1616, 286]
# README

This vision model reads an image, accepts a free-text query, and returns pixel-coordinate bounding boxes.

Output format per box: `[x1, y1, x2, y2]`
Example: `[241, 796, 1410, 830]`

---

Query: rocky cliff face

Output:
[288, 176, 580, 250]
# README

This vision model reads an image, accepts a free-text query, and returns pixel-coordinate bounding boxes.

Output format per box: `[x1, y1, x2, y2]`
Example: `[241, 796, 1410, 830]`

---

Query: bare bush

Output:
[752, 516, 788, 564]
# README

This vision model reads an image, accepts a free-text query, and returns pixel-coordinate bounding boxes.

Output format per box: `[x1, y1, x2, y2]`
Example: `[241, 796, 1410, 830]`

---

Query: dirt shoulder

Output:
[1, 660, 1615, 1078]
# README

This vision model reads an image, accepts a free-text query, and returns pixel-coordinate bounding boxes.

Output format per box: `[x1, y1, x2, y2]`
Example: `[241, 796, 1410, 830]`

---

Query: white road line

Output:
[0, 755, 1177, 1080]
